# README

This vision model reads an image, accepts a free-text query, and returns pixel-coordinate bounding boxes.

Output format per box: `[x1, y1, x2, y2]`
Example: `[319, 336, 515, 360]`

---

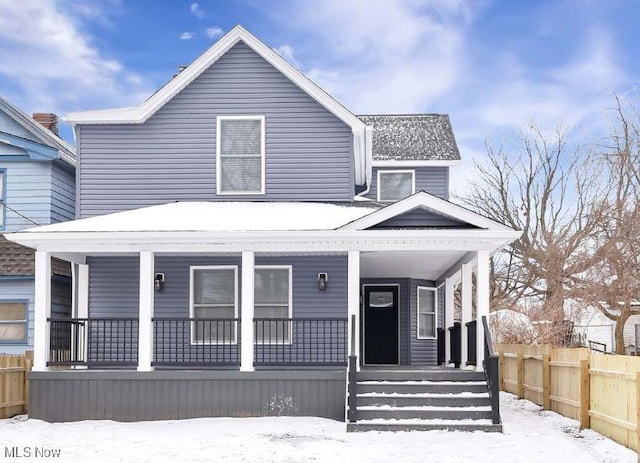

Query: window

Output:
[190, 266, 237, 344]
[216, 116, 265, 194]
[0, 302, 27, 342]
[377, 170, 415, 202]
[254, 266, 292, 344]
[0, 169, 5, 229]
[417, 287, 437, 339]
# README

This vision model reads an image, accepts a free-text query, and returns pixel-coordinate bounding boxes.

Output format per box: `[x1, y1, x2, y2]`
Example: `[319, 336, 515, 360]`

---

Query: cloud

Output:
[190, 3, 205, 19]
[0, 0, 152, 118]
[205, 27, 223, 39]
[268, 0, 475, 113]
[180, 31, 194, 40]
[274, 45, 299, 67]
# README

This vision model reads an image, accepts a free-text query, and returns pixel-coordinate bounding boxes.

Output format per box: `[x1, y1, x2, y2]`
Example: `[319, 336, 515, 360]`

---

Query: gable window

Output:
[377, 170, 415, 202]
[0, 169, 5, 229]
[417, 287, 437, 339]
[216, 116, 265, 194]
[190, 266, 238, 344]
[254, 266, 292, 344]
[0, 302, 27, 342]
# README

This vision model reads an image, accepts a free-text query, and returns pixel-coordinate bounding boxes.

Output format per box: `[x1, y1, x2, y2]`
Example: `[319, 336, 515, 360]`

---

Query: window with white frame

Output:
[377, 170, 415, 202]
[0, 302, 27, 342]
[217, 116, 265, 194]
[190, 266, 237, 344]
[417, 287, 437, 339]
[0, 170, 5, 229]
[254, 266, 292, 344]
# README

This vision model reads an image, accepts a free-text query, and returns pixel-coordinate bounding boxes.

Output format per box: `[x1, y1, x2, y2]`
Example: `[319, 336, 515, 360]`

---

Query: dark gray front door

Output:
[363, 285, 399, 365]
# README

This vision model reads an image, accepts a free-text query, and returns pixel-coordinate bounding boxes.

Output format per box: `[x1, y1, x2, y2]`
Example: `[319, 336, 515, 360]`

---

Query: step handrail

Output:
[482, 315, 501, 425]
[347, 314, 357, 422]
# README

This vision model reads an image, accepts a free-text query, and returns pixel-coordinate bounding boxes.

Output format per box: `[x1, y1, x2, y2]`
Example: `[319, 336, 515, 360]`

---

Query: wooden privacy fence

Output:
[497, 344, 640, 455]
[0, 351, 33, 419]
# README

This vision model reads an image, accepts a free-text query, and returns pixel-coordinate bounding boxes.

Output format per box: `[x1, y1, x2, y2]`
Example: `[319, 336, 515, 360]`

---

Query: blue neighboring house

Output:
[0, 97, 76, 354]
[7, 26, 520, 430]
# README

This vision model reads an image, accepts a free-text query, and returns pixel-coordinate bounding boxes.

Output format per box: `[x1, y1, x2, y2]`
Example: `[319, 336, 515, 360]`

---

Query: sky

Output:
[0, 0, 638, 191]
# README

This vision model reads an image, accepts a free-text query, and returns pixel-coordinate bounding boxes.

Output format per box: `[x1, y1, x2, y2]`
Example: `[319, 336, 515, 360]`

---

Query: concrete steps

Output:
[347, 368, 501, 433]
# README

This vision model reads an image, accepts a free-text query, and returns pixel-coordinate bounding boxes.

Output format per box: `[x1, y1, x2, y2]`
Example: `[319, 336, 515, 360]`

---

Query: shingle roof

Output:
[0, 235, 70, 277]
[357, 114, 461, 161]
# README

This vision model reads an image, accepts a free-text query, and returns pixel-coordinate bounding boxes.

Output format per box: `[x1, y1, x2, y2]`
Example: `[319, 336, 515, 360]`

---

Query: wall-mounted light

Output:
[317, 272, 328, 291]
[154, 273, 165, 292]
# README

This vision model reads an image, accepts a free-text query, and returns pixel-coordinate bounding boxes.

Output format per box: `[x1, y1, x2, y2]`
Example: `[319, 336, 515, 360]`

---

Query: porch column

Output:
[33, 251, 51, 371]
[241, 251, 255, 372]
[75, 263, 90, 367]
[347, 251, 360, 371]
[137, 251, 155, 372]
[460, 262, 473, 368]
[444, 277, 455, 366]
[475, 249, 490, 372]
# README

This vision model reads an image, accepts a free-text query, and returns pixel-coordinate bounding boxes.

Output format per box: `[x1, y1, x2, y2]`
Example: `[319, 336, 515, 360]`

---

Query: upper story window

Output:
[377, 170, 415, 202]
[216, 116, 265, 195]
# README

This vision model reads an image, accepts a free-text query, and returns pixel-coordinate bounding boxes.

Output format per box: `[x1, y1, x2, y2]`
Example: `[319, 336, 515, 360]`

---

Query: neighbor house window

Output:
[0, 169, 5, 229]
[216, 116, 265, 194]
[190, 266, 238, 344]
[417, 287, 437, 339]
[377, 170, 415, 202]
[0, 302, 27, 342]
[254, 266, 292, 344]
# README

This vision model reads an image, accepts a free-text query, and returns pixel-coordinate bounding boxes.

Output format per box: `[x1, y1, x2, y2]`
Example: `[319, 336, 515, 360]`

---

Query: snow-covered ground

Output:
[0, 392, 635, 463]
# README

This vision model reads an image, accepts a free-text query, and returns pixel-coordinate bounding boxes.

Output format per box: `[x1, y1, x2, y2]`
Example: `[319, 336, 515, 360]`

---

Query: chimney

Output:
[32, 113, 59, 135]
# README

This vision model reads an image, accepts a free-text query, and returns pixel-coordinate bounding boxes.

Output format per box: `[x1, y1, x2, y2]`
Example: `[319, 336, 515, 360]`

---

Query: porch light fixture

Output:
[154, 273, 165, 291]
[317, 272, 328, 291]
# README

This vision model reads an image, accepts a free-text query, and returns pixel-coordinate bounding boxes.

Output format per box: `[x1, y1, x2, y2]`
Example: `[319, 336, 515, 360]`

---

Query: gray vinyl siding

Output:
[77, 41, 354, 219]
[410, 279, 438, 365]
[370, 207, 476, 229]
[86, 255, 348, 364]
[29, 370, 346, 422]
[0, 279, 33, 354]
[50, 162, 75, 223]
[364, 166, 449, 201]
[360, 278, 410, 365]
[51, 277, 72, 319]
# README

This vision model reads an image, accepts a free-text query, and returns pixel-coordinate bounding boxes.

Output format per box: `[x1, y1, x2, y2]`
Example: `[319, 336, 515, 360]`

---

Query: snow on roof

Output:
[24, 202, 381, 233]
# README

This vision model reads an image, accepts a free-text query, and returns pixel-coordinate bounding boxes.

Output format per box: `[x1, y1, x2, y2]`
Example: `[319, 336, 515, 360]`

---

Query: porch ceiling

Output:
[360, 250, 466, 281]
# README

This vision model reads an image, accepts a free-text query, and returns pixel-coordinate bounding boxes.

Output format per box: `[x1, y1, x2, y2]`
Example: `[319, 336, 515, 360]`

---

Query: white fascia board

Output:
[5, 229, 522, 254]
[340, 191, 518, 232]
[372, 160, 462, 167]
[65, 26, 365, 131]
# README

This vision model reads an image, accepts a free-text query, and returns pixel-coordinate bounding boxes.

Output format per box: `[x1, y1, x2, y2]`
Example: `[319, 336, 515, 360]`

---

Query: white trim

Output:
[362, 284, 401, 366]
[340, 191, 516, 232]
[416, 286, 437, 340]
[460, 262, 473, 368]
[216, 115, 266, 195]
[137, 251, 155, 371]
[241, 251, 255, 371]
[189, 265, 239, 345]
[347, 251, 360, 370]
[33, 251, 51, 371]
[376, 169, 415, 203]
[475, 249, 490, 372]
[372, 160, 461, 167]
[254, 265, 293, 345]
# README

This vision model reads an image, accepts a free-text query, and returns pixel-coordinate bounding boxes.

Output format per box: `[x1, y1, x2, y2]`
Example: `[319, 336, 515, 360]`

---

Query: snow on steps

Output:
[348, 368, 501, 433]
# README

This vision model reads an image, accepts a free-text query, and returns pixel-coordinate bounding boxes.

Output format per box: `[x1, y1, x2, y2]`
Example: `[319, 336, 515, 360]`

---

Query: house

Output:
[6, 26, 520, 430]
[0, 98, 75, 354]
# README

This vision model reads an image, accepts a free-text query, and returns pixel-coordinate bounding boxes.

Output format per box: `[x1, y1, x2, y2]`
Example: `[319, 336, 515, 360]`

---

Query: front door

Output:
[363, 285, 399, 365]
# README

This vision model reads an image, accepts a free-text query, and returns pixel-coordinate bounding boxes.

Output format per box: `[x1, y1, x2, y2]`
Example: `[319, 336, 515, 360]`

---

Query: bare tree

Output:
[574, 97, 640, 353]
[460, 125, 603, 344]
